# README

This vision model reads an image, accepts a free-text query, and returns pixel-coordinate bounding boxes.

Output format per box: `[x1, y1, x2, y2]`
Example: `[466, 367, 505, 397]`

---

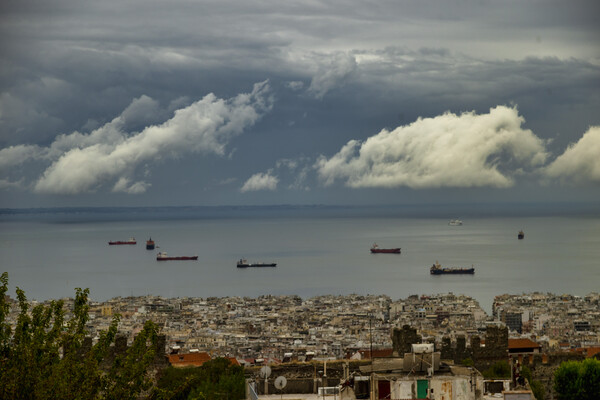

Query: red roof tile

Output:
[508, 338, 541, 349]
[168, 352, 211, 367]
[573, 347, 600, 358]
[587, 347, 600, 358]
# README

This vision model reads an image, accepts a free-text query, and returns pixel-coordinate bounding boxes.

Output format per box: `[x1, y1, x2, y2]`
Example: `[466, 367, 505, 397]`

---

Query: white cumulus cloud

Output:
[315, 106, 549, 189]
[30, 81, 273, 194]
[544, 126, 600, 184]
[240, 171, 279, 192]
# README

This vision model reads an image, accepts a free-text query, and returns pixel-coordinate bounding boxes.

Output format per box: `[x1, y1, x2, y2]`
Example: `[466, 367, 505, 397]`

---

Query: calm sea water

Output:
[1, 206, 599, 313]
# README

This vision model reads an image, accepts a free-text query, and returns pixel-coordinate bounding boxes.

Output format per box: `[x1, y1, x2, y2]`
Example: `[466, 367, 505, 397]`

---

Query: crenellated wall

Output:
[391, 325, 422, 356]
[440, 326, 509, 370]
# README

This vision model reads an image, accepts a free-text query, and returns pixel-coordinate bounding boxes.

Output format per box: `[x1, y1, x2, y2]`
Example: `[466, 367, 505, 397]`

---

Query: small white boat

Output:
[448, 219, 463, 226]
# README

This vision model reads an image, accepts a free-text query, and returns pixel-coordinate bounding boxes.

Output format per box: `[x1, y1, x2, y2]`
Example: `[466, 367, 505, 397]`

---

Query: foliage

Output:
[579, 358, 600, 400]
[482, 360, 511, 379]
[152, 358, 245, 400]
[530, 379, 545, 400]
[0, 272, 160, 400]
[460, 357, 474, 367]
[554, 358, 600, 400]
[520, 365, 545, 400]
[520, 364, 532, 382]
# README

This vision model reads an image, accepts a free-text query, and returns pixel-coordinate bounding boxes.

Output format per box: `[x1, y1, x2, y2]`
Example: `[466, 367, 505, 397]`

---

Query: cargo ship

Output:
[430, 261, 474, 275]
[156, 252, 197, 261]
[146, 237, 155, 250]
[237, 259, 277, 268]
[370, 243, 401, 254]
[109, 237, 136, 245]
[518, 230, 524, 240]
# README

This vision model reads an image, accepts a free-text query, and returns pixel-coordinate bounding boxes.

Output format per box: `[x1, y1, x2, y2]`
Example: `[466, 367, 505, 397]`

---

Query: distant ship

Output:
[518, 230, 524, 240]
[448, 219, 463, 226]
[109, 237, 136, 245]
[156, 252, 197, 261]
[370, 243, 401, 254]
[146, 237, 155, 250]
[430, 261, 474, 275]
[237, 258, 277, 268]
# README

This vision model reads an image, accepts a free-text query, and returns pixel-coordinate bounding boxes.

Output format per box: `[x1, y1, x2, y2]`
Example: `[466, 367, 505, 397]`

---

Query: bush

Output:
[460, 357, 474, 367]
[153, 358, 245, 400]
[530, 379, 545, 400]
[482, 360, 511, 379]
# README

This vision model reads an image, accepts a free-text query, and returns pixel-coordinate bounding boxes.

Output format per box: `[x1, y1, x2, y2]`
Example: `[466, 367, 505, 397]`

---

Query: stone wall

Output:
[439, 325, 509, 371]
[474, 326, 509, 370]
[455, 335, 468, 363]
[441, 336, 452, 359]
[525, 352, 585, 399]
[391, 325, 421, 356]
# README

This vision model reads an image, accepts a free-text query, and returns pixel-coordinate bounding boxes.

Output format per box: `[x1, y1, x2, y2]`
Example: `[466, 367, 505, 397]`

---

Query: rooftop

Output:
[508, 338, 541, 350]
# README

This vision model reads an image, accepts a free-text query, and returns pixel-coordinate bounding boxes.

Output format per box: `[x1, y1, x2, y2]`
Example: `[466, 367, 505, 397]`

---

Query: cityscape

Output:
[2, 0, 599, 398]
[3, 289, 599, 398]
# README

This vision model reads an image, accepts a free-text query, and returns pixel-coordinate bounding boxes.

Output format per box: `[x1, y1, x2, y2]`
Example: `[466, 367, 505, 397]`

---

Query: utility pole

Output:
[323, 360, 327, 400]
[369, 313, 374, 400]
[369, 314, 373, 361]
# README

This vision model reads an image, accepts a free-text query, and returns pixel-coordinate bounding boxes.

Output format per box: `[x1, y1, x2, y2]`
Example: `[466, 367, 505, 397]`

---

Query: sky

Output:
[1, 0, 599, 208]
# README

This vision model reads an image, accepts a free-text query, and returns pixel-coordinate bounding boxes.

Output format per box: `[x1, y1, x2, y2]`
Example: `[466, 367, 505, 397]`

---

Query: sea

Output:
[1, 204, 599, 314]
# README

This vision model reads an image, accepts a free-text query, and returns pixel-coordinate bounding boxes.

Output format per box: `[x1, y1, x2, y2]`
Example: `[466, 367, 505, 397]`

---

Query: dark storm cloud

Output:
[1, 0, 599, 205]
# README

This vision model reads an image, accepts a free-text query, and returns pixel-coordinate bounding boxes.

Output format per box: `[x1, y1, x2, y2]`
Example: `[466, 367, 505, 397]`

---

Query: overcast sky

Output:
[1, 0, 599, 208]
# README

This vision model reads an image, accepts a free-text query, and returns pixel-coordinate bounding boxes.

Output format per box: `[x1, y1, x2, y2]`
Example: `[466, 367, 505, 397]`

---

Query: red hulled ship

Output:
[108, 237, 136, 245]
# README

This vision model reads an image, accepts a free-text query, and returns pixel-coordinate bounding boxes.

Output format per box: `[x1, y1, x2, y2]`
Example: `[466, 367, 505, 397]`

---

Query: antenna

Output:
[259, 366, 271, 379]
[275, 376, 287, 400]
[274, 376, 287, 390]
[260, 365, 272, 396]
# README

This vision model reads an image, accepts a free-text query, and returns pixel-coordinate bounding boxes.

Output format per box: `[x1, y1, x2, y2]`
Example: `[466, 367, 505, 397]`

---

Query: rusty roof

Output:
[508, 338, 541, 349]
[168, 352, 211, 367]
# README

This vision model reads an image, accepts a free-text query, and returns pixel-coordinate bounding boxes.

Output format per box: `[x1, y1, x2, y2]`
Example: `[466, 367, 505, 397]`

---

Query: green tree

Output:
[530, 379, 545, 400]
[554, 358, 600, 400]
[460, 357, 474, 367]
[520, 365, 532, 382]
[482, 360, 511, 379]
[152, 358, 245, 400]
[0, 272, 160, 400]
[578, 358, 600, 400]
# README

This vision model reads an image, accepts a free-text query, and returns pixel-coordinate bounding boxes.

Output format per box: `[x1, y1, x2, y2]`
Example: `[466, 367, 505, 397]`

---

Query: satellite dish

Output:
[259, 365, 272, 379]
[274, 376, 287, 390]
